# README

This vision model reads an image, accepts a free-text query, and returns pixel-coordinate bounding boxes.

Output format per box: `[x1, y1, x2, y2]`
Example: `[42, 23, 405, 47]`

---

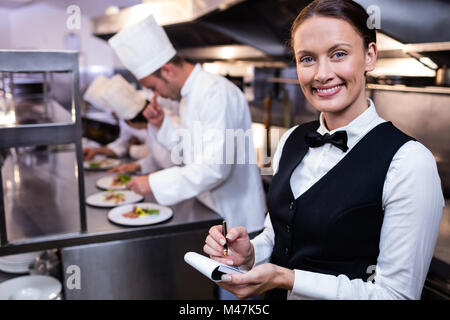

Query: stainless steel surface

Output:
[436, 66, 450, 87]
[92, 0, 245, 35]
[0, 146, 221, 256]
[367, 83, 450, 95]
[368, 87, 450, 195]
[434, 200, 450, 266]
[61, 229, 216, 299]
[0, 50, 86, 249]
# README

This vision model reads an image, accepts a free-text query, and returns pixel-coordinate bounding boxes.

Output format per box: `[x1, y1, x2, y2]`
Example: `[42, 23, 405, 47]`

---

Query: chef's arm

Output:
[148, 162, 232, 205]
[147, 109, 182, 152]
[106, 120, 135, 157]
[148, 88, 236, 205]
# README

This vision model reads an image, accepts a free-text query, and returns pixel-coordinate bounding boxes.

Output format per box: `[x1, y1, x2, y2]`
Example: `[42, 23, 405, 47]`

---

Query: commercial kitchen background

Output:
[0, 0, 448, 299]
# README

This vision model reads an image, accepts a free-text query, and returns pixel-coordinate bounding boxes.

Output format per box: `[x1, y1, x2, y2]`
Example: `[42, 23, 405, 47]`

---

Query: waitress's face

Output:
[293, 16, 376, 117]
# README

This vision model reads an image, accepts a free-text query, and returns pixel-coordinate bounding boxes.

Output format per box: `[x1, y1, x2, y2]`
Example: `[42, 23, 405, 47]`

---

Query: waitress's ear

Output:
[364, 42, 378, 73]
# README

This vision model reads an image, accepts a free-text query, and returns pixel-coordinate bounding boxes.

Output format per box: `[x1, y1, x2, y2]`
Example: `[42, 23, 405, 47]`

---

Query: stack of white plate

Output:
[0, 275, 62, 300]
[0, 252, 42, 274]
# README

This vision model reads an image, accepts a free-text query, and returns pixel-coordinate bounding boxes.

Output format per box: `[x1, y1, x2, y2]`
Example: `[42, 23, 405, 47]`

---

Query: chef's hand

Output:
[83, 147, 116, 161]
[218, 263, 295, 300]
[108, 162, 141, 174]
[83, 147, 98, 161]
[204, 226, 255, 270]
[126, 175, 152, 195]
[143, 93, 164, 129]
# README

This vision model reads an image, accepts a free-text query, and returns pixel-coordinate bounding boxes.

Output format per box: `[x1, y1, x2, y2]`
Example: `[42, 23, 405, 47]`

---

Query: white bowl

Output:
[0, 275, 61, 300]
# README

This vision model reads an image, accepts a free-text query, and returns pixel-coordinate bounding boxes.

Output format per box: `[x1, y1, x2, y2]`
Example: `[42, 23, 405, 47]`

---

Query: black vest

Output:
[265, 121, 414, 299]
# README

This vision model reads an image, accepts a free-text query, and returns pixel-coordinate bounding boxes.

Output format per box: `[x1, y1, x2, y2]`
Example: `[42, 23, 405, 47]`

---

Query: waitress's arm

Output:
[287, 141, 444, 300]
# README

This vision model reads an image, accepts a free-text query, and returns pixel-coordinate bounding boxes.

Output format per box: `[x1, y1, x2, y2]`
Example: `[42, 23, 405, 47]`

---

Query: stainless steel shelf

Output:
[0, 50, 86, 249]
[0, 123, 77, 148]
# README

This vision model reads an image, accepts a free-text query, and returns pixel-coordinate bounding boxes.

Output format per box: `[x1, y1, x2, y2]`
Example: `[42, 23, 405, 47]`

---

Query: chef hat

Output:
[108, 15, 176, 80]
[102, 74, 147, 120]
[83, 75, 110, 110]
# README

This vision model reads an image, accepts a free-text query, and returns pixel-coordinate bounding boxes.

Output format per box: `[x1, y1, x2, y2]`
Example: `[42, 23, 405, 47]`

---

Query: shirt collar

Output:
[180, 63, 202, 97]
[317, 98, 381, 150]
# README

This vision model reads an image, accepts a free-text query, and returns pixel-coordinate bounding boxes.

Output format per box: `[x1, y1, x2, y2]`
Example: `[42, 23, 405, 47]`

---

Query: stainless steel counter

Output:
[0, 148, 222, 256]
[1, 148, 222, 299]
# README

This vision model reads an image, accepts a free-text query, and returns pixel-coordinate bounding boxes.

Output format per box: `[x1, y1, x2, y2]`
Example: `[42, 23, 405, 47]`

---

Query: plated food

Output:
[122, 205, 160, 219]
[96, 174, 133, 190]
[103, 189, 125, 204]
[83, 158, 121, 170]
[108, 203, 173, 226]
[86, 190, 144, 208]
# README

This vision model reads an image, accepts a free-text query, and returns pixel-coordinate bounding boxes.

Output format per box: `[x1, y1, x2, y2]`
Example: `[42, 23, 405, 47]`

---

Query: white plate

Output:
[108, 203, 173, 226]
[86, 190, 144, 208]
[96, 174, 133, 190]
[83, 158, 121, 170]
[0, 275, 61, 300]
[0, 252, 42, 274]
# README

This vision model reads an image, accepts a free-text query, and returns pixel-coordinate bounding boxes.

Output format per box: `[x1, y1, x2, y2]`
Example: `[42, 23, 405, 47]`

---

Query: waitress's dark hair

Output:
[291, 0, 376, 50]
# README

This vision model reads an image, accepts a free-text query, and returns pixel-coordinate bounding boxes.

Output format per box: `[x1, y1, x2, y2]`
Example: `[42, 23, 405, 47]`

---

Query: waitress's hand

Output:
[143, 94, 164, 129]
[126, 175, 152, 195]
[203, 226, 255, 270]
[218, 263, 295, 300]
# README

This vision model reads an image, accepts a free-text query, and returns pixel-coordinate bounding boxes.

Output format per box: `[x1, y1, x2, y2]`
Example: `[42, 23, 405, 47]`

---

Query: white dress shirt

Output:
[148, 64, 266, 233]
[251, 98, 445, 299]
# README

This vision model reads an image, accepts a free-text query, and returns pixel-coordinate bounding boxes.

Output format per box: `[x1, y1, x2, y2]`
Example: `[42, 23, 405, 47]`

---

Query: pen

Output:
[222, 220, 228, 256]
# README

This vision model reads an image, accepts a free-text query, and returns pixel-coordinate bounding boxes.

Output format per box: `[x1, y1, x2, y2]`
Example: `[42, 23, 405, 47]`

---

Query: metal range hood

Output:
[92, 0, 450, 79]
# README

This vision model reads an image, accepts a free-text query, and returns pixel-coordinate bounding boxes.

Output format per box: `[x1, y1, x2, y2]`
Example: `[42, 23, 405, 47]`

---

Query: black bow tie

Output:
[304, 130, 349, 152]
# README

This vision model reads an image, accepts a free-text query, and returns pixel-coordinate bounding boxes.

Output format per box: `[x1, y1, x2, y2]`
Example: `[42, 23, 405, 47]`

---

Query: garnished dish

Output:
[86, 190, 143, 208]
[107, 202, 173, 226]
[84, 158, 121, 170]
[111, 174, 132, 186]
[103, 189, 125, 204]
[122, 205, 160, 219]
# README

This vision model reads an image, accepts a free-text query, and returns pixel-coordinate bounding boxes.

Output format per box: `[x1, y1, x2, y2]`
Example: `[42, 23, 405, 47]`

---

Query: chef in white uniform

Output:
[108, 15, 266, 235]
[83, 74, 178, 173]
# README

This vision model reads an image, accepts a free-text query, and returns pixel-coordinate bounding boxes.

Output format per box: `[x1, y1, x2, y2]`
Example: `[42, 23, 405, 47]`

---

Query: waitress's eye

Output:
[332, 51, 347, 59]
[299, 56, 314, 65]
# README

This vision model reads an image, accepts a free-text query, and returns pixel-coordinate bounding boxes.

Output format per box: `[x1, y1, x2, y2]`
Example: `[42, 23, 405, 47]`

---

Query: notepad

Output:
[184, 252, 246, 282]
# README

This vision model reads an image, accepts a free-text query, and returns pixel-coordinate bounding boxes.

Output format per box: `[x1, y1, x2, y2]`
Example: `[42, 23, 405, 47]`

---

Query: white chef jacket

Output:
[107, 119, 150, 159]
[148, 64, 266, 233]
[107, 89, 180, 172]
[251, 98, 445, 299]
[136, 90, 181, 173]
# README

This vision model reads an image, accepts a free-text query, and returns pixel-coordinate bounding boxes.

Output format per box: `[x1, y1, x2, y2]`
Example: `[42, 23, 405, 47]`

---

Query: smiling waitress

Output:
[203, 0, 445, 300]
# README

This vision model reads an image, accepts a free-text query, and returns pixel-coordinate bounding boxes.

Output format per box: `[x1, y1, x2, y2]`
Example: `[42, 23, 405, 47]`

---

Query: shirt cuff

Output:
[148, 167, 180, 206]
[250, 237, 272, 267]
[288, 269, 339, 300]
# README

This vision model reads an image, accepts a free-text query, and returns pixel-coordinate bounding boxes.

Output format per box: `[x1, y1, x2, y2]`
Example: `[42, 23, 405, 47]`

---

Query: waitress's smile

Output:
[312, 83, 345, 97]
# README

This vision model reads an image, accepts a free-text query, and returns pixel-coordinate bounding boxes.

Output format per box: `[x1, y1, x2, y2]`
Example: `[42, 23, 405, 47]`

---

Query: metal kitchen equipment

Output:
[0, 50, 87, 255]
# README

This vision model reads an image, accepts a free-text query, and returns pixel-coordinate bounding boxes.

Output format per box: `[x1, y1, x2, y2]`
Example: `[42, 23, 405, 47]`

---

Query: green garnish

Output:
[117, 174, 132, 184]
[89, 162, 101, 168]
[136, 207, 159, 217]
